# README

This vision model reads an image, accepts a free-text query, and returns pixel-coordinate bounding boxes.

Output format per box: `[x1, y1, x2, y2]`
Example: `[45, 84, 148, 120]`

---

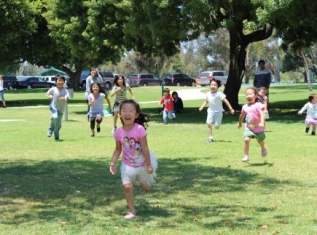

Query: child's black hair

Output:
[257, 87, 267, 104]
[246, 87, 262, 102]
[55, 74, 65, 82]
[90, 82, 107, 95]
[119, 99, 151, 129]
[308, 94, 316, 102]
[114, 75, 126, 87]
[210, 79, 221, 87]
[172, 91, 178, 96]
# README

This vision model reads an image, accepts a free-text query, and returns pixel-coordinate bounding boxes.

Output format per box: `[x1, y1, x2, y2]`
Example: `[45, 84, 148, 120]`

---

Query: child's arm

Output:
[109, 141, 122, 175]
[46, 93, 53, 99]
[59, 89, 69, 103]
[263, 99, 268, 111]
[105, 96, 111, 110]
[199, 100, 208, 112]
[159, 97, 164, 106]
[110, 86, 120, 97]
[128, 86, 135, 100]
[222, 98, 235, 114]
[258, 109, 265, 127]
[238, 112, 246, 128]
[298, 103, 308, 114]
[140, 136, 153, 174]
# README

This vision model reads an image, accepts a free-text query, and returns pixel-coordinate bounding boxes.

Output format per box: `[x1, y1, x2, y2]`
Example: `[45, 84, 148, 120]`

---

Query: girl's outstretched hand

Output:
[146, 165, 153, 174]
[110, 164, 116, 175]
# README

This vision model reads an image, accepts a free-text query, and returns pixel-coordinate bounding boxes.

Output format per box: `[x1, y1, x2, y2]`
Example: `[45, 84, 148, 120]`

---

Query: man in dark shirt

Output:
[254, 59, 272, 110]
[254, 60, 271, 90]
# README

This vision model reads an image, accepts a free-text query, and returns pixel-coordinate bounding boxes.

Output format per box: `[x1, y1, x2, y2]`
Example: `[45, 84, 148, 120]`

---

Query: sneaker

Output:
[241, 156, 249, 162]
[97, 124, 101, 133]
[47, 131, 52, 137]
[312, 131, 316, 136]
[90, 134, 95, 137]
[124, 212, 136, 219]
[112, 127, 117, 134]
[261, 148, 267, 157]
[207, 137, 213, 143]
[55, 138, 60, 141]
[305, 127, 310, 133]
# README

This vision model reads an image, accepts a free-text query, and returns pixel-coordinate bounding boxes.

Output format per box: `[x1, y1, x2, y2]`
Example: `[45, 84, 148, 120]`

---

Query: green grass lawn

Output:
[1, 84, 317, 234]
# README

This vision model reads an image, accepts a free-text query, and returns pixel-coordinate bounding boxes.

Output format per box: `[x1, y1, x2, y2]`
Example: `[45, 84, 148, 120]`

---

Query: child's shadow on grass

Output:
[248, 161, 274, 167]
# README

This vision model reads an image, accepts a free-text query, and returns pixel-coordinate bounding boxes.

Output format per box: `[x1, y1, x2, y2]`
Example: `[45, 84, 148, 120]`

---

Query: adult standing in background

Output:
[254, 60, 272, 109]
[85, 67, 103, 112]
[0, 75, 6, 108]
[254, 60, 272, 91]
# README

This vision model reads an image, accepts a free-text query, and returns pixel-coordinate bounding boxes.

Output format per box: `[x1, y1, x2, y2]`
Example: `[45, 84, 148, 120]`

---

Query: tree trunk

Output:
[224, 23, 274, 110]
[62, 64, 84, 90]
[298, 49, 312, 91]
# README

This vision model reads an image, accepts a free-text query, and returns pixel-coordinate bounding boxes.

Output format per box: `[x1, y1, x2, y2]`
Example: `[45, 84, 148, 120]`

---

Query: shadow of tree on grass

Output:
[0, 157, 299, 231]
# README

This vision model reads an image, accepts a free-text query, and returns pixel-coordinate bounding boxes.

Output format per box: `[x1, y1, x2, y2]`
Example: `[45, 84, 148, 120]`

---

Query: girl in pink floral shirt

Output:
[238, 87, 267, 162]
[110, 99, 157, 219]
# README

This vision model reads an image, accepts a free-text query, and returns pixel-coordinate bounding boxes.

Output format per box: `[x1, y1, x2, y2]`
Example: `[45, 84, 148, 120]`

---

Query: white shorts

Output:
[206, 111, 223, 126]
[121, 152, 157, 186]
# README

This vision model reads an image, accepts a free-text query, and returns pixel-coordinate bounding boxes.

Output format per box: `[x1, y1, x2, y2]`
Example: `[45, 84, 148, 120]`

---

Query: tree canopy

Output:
[0, 0, 37, 66]
[3, 0, 317, 96]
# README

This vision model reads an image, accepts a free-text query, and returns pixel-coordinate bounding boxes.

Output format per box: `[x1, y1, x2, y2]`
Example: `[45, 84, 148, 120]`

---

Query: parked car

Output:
[80, 70, 114, 89]
[161, 73, 196, 86]
[197, 70, 228, 86]
[128, 73, 162, 86]
[2, 75, 17, 90]
[12, 76, 56, 89]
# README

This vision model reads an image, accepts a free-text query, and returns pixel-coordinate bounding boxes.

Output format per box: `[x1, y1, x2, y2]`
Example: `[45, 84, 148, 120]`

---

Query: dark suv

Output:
[2, 75, 17, 90]
[80, 70, 114, 89]
[128, 73, 162, 86]
[161, 73, 196, 86]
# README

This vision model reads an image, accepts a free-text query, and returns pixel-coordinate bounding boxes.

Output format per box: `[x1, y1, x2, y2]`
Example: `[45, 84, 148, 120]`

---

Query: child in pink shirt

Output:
[110, 99, 157, 219]
[238, 87, 267, 162]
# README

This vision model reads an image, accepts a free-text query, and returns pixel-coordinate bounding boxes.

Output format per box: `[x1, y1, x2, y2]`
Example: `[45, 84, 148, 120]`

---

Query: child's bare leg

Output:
[257, 139, 266, 150]
[257, 139, 267, 157]
[141, 183, 151, 192]
[113, 111, 119, 127]
[242, 136, 251, 162]
[207, 123, 212, 137]
[244, 137, 251, 156]
[124, 182, 136, 214]
[312, 124, 316, 135]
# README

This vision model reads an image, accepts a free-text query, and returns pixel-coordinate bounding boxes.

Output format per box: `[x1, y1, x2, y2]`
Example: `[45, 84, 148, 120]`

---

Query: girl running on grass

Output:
[109, 99, 157, 219]
[238, 87, 267, 162]
[298, 94, 317, 135]
[110, 75, 135, 134]
[87, 83, 111, 137]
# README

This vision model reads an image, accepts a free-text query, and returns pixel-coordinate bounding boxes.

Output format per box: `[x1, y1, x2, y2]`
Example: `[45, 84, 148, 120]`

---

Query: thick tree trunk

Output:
[224, 23, 274, 110]
[62, 64, 85, 90]
[224, 24, 247, 110]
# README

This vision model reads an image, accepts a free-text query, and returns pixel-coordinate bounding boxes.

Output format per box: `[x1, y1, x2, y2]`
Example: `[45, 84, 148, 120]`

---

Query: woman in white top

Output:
[0, 75, 6, 108]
